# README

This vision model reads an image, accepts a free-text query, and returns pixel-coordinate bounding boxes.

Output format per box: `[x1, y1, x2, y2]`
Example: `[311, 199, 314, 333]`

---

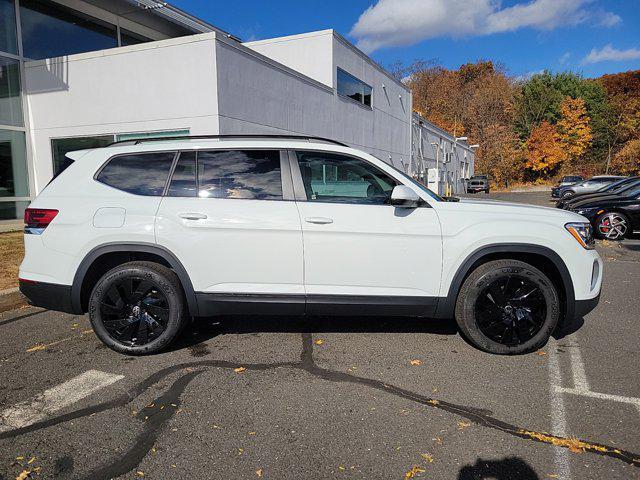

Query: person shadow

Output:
[458, 457, 540, 480]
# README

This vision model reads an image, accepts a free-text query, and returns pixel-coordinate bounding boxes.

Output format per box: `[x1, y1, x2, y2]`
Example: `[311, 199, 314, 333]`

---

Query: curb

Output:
[0, 286, 27, 314]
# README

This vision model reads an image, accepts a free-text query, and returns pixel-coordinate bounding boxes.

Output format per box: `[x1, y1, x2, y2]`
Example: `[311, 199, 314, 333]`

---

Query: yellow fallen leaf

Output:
[338, 466, 346, 470]
[421, 453, 434, 463]
[248, 431, 256, 435]
[136, 471, 144, 477]
[314, 339, 324, 345]
[426, 399, 439, 406]
[27, 457, 36, 464]
[26, 344, 46, 353]
[405, 465, 426, 478]
[256, 469, 263, 477]
[457, 421, 471, 430]
[234, 367, 246, 373]
[409, 359, 422, 366]
[15, 456, 24, 461]
[433, 437, 443, 445]
[171, 464, 177, 468]
[238, 448, 244, 455]
[15, 470, 30, 480]
[537, 350, 547, 356]
[547, 475, 559, 478]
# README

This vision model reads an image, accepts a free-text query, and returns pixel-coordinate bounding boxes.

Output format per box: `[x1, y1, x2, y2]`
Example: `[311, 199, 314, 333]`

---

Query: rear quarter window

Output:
[96, 152, 175, 196]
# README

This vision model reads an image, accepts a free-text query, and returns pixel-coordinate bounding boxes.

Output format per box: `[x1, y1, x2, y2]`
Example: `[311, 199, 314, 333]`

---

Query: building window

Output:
[0, 129, 28, 198]
[19, 0, 118, 60]
[120, 29, 152, 47]
[0, 56, 22, 127]
[337, 68, 372, 107]
[51, 130, 190, 177]
[51, 136, 114, 177]
[0, 0, 18, 55]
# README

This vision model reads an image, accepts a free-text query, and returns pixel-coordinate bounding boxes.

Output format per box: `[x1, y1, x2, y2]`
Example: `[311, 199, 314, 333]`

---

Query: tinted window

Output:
[97, 152, 175, 196]
[197, 150, 282, 200]
[297, 151, 398, 205]
[20, 0, 117, 60]
[167, 151, 197, 197]
[120, 29, 152, 47]
[0, 56, 22, 127]
[0, 0, 18, 54]
[51, 135, 114, 176]
[337, 68, 372, 107]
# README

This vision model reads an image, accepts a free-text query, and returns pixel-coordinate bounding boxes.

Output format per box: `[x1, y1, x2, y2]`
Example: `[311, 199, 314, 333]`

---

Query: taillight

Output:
[24, 208, 58, 234]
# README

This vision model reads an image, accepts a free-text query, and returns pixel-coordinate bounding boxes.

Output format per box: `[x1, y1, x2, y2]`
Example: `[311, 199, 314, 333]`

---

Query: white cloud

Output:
[350, 0, 621, 53]
[559, 52, 571, 64]
[582, 44, 640, 64]
[596, 11, 622, 27]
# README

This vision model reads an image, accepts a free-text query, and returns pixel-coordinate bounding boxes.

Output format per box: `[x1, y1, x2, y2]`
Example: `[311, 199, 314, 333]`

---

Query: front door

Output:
[291, 150, 442, 316]
[155, 149, 304, 314]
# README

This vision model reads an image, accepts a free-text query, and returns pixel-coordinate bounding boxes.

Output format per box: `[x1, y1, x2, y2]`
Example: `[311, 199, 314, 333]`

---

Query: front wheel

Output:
[88, 261, 187, 355]
[596, 211, 630, 240]
[562, 190, 574, 198]
[455, 260, 560, 355]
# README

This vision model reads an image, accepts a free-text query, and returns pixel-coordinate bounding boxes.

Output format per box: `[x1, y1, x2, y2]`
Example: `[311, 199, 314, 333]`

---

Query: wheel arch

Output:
[436, 243, 575, 322]
[71, 243, 198, 316]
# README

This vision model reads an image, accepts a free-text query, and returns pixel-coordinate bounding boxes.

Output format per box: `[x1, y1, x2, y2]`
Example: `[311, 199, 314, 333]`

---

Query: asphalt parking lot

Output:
[1, 191, 639, 480]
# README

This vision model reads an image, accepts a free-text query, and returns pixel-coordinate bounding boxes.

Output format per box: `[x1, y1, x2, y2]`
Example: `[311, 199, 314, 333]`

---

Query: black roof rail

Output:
[107, 134, 349, 148]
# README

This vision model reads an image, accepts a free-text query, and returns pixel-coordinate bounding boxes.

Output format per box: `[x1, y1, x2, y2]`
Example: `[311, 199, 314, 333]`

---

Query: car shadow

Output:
[458, 456, 540, 480]
[553, 315, 584, 340]
[169, 314, 458, 352]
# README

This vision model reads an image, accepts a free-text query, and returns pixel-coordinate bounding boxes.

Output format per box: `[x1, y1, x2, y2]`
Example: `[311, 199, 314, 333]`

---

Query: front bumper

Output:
[19, 279, 78, 314]
[575, 293, 601, 318]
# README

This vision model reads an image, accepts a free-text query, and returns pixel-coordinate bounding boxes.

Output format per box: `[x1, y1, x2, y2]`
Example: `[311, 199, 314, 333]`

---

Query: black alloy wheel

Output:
[89, 261, 187, 355]
[474, 274, 546, 346]
[455, 259, 560, 355]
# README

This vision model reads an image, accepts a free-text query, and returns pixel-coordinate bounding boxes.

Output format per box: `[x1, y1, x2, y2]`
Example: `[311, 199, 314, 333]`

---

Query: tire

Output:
[484, 189, 490, 194]
[595, 211, 630, 241]
[88, 261, 187, 355]
[562, 190, 574, 198]
[455, 259, 560, 355]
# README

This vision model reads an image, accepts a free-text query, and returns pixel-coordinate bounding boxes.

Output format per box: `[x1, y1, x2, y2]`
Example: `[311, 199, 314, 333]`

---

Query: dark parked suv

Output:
[467, 175, 489, 194]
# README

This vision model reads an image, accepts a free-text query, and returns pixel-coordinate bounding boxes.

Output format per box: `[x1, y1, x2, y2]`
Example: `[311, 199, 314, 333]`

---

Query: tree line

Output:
[394, 61, 640, 185]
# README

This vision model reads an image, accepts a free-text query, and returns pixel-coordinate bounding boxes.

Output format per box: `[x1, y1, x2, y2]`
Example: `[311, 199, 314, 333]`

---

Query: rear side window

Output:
[96, 152, 175, 196]
[195, 150, 282, 200]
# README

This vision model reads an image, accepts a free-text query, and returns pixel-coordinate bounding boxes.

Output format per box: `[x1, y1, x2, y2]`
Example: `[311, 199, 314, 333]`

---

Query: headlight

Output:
[565, 222, 595, 249]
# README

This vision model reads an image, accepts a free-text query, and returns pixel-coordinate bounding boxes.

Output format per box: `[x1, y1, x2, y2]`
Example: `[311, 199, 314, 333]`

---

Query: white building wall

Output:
[24, 34, 221, 192]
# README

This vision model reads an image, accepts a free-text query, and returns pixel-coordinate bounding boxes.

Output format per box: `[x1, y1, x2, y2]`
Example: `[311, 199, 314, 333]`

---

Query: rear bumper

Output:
[19, 279, 78, 314]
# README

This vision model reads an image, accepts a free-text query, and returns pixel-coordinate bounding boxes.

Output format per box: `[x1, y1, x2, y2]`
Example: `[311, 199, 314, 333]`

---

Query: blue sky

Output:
[172, 0, 640, 78]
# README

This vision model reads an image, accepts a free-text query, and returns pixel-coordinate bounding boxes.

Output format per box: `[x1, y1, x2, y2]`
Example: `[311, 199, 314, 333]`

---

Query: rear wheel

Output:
[596, 211, 630, 240]
[455, 260, 560, 355]
[88, 261, 187, 355]
[562, 190, 574, 198]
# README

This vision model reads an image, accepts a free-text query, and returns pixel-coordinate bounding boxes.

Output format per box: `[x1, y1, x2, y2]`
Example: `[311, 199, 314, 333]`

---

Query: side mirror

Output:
[390, 185, 420, 208]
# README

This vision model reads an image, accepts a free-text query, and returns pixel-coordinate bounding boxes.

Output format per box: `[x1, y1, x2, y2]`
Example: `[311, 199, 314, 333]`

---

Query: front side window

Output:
[196, 150, 282, 200]
[96, 152, 175, 196]
[297, 151, 398, 205]
[19, 0, 117, 60]
[337, 68, 372, 107]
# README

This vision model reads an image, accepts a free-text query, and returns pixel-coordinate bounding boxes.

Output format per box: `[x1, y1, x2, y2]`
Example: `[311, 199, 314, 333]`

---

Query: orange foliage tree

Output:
[556, 97, 592, 161]
[525, 121, 567, 175]
[610, 140, 640, 175]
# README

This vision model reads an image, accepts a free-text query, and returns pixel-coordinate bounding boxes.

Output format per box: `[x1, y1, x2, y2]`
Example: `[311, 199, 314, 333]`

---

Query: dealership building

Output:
[0, 0, 475, 221]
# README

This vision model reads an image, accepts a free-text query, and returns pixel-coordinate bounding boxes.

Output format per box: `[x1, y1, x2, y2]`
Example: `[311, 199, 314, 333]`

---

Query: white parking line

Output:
[0, 370, 124, 432]
[548, 342, 572, 480]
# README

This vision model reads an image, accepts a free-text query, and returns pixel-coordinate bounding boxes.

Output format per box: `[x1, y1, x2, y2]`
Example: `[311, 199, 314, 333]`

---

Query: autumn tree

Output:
[525, 121, 566, 176]
[556, 97, 592, 163]
[610, 140, 640, 175]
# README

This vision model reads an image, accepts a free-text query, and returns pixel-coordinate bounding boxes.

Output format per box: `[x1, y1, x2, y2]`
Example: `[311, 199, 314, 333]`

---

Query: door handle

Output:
[305, 217, 333, 225]
[178, 213, 208, 220]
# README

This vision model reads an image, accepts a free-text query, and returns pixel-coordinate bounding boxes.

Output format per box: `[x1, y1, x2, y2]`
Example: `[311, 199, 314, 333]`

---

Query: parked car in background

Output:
[467, 175, 490, 194]
[556, 177, 640, 209]
[18, 135, 601, 356]
[558, 175, 583, 187]
[552, 175, 625, 198]
[569, 184, 640, 240]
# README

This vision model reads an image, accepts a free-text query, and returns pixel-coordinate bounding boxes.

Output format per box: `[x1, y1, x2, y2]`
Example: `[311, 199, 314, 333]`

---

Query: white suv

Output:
[19, 136, 602, 355]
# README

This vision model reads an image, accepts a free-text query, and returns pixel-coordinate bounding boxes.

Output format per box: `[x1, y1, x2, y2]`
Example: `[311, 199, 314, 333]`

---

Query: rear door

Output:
[290, 150, 443, 315]
[155, 149, 304, 313]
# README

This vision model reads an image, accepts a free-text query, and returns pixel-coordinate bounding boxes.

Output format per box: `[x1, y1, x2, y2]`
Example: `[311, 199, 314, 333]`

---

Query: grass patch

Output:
[0, 232, 24, 290]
